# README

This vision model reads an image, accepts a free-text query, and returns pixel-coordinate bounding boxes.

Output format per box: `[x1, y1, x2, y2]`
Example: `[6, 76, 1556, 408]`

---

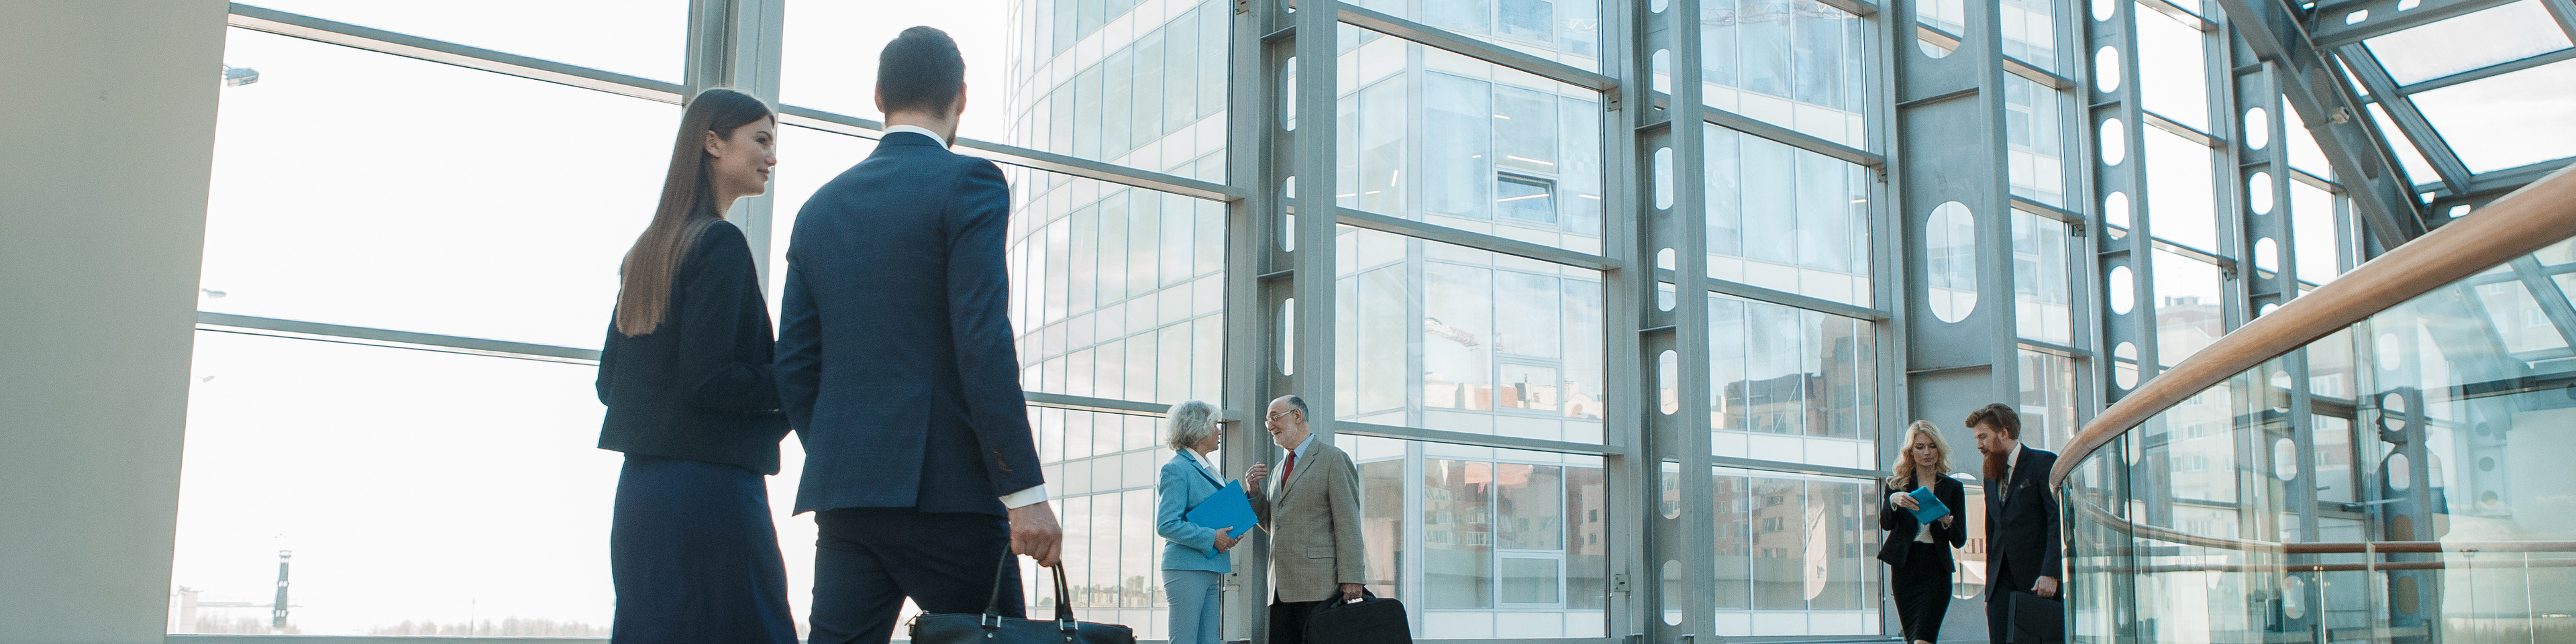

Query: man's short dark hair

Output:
[878, 26, 966, 116]
[1280, 395, 1309, 422]
[1965, 403, 2021, 439]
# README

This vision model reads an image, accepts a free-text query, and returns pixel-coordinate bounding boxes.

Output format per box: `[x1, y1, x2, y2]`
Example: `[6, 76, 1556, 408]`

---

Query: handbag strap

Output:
[980, 550, 1080, 627]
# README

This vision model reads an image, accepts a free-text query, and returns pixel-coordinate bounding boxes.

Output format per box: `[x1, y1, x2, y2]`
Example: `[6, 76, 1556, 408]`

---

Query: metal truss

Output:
[2210, 0, 2430, 250]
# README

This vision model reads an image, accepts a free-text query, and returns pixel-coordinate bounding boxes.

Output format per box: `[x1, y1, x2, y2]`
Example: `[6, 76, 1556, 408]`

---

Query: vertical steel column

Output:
[1227, 0, 1292, 639]
[2088, 0, 2158, 409]
[2083, 5, 2160, 640]
[1633, 0, 1706, 639]
[1669, 0, 1720, 639]
[1596, 0, 1653, 639]
[2235, 54, 2328, 643]
[1896, 0, 2022, 454]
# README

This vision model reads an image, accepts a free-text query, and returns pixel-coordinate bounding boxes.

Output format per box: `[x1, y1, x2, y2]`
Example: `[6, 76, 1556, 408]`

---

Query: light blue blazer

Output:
[1155, 449, 1233, 573]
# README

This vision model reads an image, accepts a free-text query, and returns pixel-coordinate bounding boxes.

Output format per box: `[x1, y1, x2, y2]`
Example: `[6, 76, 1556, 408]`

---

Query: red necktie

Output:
[1280, 452, 1297, 492]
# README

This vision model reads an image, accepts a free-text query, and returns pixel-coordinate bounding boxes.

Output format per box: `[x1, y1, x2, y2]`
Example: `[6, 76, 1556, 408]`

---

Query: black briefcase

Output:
[1305, 590, 1412, 644]
[2006, 590, 2065, 644]
[909, 553, 1135, 644]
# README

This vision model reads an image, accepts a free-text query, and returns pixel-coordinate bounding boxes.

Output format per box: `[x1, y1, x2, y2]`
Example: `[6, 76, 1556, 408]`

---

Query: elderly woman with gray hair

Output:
[1154, 400, 1238, 644]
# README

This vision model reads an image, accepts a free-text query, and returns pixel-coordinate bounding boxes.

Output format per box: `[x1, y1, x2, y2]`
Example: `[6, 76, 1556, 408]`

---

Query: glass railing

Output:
[2055, 170, 2576, 643]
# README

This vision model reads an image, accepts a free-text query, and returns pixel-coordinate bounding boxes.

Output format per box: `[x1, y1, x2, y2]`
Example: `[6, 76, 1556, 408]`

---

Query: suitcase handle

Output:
[980, 551, 1077, 627]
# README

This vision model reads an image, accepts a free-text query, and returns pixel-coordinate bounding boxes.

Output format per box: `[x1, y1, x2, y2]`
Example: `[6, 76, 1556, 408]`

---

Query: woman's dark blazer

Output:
[1876, 474, 1968, 570]
[595, 221, 790, 474]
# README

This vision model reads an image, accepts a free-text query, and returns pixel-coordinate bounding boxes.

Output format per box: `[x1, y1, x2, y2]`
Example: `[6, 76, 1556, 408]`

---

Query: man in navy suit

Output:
[776, 26, 1062, 644]
[1970, 403, 2060, 644]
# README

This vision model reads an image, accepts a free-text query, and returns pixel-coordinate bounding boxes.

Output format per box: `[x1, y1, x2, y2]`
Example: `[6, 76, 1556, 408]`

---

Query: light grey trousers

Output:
[1162, 569, 1223, 644]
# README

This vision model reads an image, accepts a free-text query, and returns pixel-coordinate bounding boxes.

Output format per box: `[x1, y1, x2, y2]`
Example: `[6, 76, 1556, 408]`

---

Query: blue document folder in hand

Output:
[1908, 487, 1951, 524]
[1184, 480, 1259, 555]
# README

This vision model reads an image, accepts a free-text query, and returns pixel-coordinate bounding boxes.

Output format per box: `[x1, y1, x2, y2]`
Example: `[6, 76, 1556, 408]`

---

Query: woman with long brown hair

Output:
[1879, 420, 1967, 644]
[593, 87, 794, 644]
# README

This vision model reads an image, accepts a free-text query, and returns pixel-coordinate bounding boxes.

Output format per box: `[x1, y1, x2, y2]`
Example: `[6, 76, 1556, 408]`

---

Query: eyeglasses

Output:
[1266, 409, 1299, 421]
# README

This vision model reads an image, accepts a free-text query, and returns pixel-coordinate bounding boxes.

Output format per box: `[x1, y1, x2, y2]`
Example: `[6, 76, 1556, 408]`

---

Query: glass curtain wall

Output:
[167, 0, 2408, 639]
[2063, 239, 2576, 643]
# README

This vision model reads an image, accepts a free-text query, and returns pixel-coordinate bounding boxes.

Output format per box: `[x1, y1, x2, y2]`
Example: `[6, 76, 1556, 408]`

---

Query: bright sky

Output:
[185, 0, 1016, 634]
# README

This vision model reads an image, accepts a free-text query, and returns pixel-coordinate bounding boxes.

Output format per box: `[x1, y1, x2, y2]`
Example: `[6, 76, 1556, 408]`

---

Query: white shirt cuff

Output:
[999, 484, 1050, 509]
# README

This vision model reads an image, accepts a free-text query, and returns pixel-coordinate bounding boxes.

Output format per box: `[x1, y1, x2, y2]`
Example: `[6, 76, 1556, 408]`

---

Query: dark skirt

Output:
[1891, 541, 1953, 643]
[610, 454, 797, 644]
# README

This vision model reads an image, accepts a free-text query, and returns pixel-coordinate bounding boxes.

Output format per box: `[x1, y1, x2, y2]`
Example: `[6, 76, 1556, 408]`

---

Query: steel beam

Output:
[2335, 44, 2473, 196]
[1332, 1, 1618, 93]
[2307, 0, 2520, 48]
[195, 312, 602, 364]
[225, 5, 686, 104]
[2211, 0, 2428, 251]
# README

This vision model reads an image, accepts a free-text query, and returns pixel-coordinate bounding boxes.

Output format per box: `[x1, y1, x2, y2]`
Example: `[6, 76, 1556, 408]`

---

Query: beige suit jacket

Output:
[1247, 439, 1366, 602]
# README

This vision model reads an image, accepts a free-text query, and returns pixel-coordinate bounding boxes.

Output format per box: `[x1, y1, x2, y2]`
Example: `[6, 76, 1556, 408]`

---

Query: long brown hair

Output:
[614, 88, 774, 337]
[1887, 420, 1954, 489]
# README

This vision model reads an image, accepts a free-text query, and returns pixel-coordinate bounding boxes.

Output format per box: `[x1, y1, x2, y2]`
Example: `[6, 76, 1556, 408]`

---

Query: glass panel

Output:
[1343, 435, 1609, 638]
[2019, 349, 2079, 450]
[2289, 180, 2342, 286]
[2471, 280, 2570, 354]
[2014, 209, 2077, 345]
[240, 0, 686, 80]
[1009, 168, 1229, 405]
[2308, 327, 2356, 398]
[2312, 414, 2355, 504]
[1335, 227, 1609, 443]
[1702, 0, 1873, 148]
[2065, 243, 2576, 644]
[2281, 99, 2332, 180]
[1348, 0, 1606, 72]
[992, 0, 1230, 174]
[201, 28, 674, 349]
[1926, 201, 1979, 323]
[1711, 468, 1881, 637]
[2410, 58, 2576, 174]
[2006, 74, 2073, 207]
[172, 332, 613, 635]
[2363, 102, 2446, 181]
[2002, 0, 2060, 71]
[1704, 124, 1874, 307]
[2145, 127, 2219, 253]
[1337, 25, 1609, 253]
[1027, 419, 1176, 638]
[2134, 4, 2208, 131]
[2359, 1, 2572, 85]
[2153, 249, 2225, 367]
[1707, 293, 1879, 468]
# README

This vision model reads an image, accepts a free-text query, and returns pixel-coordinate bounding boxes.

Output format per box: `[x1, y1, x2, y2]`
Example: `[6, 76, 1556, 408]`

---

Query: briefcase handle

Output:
[980, 551, 1078, 631]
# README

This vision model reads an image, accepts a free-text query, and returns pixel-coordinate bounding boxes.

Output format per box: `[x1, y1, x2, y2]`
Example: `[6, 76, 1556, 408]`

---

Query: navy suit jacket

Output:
[776, 131, 1044, 517]
[1984, 445, 2063, 600]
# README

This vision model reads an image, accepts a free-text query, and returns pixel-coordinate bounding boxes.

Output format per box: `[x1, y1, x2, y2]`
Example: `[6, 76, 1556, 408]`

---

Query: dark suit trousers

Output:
[1268, 596, 1323, 644]
[1891, 542, 1951, 643]
[1986, 561, 2016, 644]
[809, 507, 1021, 644]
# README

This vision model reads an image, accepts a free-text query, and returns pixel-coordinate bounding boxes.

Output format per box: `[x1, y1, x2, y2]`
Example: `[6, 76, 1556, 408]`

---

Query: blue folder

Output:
[1908, 486, 1951, 524]
[1184, 480, 1259, 554]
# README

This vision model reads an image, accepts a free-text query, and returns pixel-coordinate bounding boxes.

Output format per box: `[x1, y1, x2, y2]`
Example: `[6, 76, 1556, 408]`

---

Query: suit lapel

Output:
[1182, 450, 1223, 486]
[1283, 445, 1321, 496]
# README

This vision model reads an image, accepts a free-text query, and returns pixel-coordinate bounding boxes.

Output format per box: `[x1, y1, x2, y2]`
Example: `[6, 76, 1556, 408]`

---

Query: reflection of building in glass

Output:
[1350, 437, 1610, 637]
[1710, 469, 1876, 636]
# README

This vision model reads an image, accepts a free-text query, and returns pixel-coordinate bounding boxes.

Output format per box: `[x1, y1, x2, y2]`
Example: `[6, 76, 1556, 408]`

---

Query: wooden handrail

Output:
[2049, 164, 2576, 488]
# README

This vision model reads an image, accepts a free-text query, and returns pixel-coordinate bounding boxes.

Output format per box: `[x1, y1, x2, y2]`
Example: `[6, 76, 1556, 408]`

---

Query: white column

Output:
[0, 1, 229, 642]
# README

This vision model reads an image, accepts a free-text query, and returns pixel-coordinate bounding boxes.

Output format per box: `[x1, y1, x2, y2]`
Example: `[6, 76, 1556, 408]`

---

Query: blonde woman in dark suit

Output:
[1880, 421, 1967, 644]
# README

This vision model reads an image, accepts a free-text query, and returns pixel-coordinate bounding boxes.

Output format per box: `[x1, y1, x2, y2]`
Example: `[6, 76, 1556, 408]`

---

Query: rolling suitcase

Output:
[1304, 590, 1412, 644]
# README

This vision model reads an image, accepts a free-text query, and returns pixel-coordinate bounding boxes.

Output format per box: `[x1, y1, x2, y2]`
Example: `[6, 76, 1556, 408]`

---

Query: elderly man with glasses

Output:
[1239, 394, 1366, 644]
